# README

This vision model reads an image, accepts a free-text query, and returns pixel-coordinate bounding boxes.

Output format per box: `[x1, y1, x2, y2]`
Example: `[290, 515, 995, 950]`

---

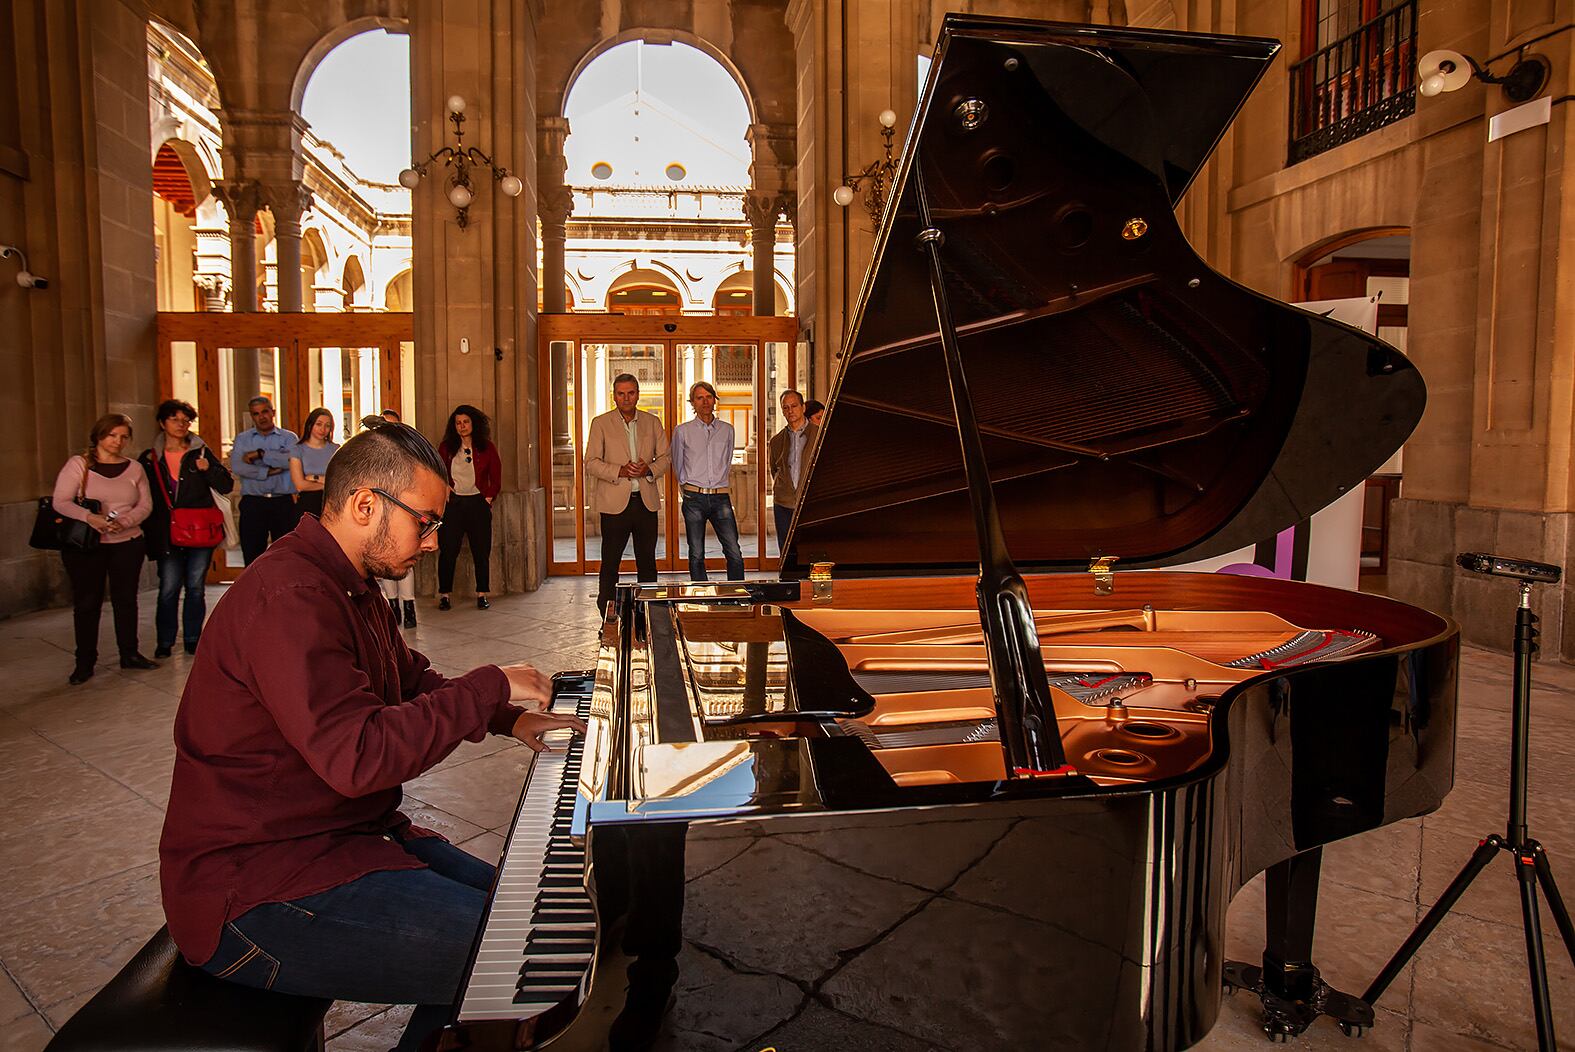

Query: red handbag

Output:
[158, 454, 226, 549]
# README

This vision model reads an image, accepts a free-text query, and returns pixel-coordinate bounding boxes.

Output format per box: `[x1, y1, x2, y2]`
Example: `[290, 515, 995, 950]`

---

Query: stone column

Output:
[265, 182, 314, 313]
[743, 192, 781, 316]
[539, 183, 574, 457]
[411, 0, 544, 594]
[215, 179, 264, 428]
[538, 118, 572, 315]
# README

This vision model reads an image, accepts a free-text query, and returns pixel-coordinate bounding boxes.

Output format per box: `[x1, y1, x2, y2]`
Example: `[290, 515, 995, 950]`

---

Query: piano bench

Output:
[45, 926, 331, 1052]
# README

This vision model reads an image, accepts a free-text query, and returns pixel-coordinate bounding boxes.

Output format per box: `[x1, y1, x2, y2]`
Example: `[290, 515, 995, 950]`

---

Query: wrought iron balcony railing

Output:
[1289, 0, 1419, 165]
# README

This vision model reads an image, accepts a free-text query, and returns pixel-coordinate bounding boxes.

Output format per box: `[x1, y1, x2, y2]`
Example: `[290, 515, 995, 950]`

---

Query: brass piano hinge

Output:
[1090, 556, 1118, 595]
[810, 561, 835, 603]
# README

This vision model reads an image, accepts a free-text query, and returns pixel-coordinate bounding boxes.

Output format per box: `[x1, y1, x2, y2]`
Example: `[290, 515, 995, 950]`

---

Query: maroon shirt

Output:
[159, 514, 523, 965]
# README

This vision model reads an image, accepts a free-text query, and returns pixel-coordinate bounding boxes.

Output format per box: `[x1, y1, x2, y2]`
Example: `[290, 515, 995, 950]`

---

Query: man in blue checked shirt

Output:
[230, 396, 299, 564]
[671, 381, 744, 582]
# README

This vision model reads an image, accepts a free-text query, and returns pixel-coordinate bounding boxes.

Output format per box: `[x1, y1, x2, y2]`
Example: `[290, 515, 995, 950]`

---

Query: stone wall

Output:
[1391, 499, 1575, 661]
[0, 0, 161, 619]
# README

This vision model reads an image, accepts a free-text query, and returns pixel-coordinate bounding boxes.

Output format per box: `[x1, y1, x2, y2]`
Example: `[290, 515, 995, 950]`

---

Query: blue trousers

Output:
[681, 492, 744, 581]
[155, 547, 213, 650]
[200, 835, 494, 1052]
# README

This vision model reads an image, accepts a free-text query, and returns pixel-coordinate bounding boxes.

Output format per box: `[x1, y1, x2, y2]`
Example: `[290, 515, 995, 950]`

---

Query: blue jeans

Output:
[681, 492, 744, 581]
[156, 547, 214, 650]
[200, 835, 494, 1052]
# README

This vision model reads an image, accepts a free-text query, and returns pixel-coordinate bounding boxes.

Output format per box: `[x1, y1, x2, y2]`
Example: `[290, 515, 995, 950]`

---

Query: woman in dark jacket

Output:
[437, 404, 502, 610]
[138, 399, 234, 656]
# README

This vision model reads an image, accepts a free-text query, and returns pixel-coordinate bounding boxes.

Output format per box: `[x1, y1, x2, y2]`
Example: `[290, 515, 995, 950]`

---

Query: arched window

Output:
[563, 39, 750, 188]
[607, 269, 684, 315]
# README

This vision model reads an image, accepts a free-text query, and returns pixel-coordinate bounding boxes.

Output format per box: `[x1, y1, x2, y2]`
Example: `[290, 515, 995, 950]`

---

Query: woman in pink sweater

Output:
[52, 413, 156, 683]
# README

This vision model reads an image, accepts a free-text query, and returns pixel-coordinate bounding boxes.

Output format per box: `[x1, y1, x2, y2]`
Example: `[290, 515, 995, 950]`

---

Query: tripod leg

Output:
[1531, 844, 1575, 967]
[1517, 850, 1557, 1052]
[1363, 835, 1500, 1005]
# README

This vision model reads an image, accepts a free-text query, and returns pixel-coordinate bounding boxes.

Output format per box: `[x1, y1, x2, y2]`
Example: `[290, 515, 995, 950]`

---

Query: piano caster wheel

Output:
[1339, 1021, 1367, 1038]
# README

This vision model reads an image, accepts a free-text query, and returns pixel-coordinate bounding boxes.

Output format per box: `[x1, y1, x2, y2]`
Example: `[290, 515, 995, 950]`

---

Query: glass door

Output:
[541, 316, 798, 579]
[579, 342, 668, 573]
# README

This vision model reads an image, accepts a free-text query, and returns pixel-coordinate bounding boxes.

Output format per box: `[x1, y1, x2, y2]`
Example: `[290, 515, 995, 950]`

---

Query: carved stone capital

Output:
[743, 191, 782, 233]
[539, 183, 575, 229]
[262, 181, 314, 234]
[777, 191, 798, 233]
[213, 179, 265, 227]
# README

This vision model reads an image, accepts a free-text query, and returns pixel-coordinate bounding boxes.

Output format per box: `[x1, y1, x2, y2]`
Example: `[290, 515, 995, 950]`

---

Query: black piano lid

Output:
[784, 16, 1426, 578]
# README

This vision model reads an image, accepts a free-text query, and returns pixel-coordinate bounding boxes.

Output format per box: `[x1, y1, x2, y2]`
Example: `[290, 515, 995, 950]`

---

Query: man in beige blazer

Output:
[585, 372, 671, 613]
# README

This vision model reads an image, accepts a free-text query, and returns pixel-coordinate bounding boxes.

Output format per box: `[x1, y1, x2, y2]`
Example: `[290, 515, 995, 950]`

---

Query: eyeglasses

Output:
[464, 449, 472, 463]
[371, 488, 443, 539]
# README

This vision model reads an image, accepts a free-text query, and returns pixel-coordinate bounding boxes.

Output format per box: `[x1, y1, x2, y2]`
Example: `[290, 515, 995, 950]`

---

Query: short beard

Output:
[361, 507, 410, 580]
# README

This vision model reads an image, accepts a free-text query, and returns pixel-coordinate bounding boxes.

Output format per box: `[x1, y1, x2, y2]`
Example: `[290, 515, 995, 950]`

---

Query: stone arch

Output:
[150, 136, 216, 206]
[606, 266, 686, 314]
[342, 253, 369, 308]
[1290, 227, 1410, 302]
[385, 267, 414, 312]
[560, 29, 758, 125]
[711, 267, 790, 315]
[289, 16, 408, 113]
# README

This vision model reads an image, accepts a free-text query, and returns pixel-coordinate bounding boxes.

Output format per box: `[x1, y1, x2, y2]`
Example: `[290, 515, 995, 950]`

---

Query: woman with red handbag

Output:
[138, 399, 234, 659]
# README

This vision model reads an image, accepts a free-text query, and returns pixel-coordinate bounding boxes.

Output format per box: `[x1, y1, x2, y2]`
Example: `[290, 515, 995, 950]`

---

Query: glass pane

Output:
[675, 343, 759, 569]
[765, 340, 793, 559]
[399, 341, 416, 428]
[581, 343, 667, 563]
[214, 346, 284, 574]
[549, 340, 579, 566]
[172, 341, 199, 408]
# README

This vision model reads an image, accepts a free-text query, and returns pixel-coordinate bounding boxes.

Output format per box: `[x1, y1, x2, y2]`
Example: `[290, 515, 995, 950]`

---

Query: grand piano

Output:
[433, 15, 1459, 1051]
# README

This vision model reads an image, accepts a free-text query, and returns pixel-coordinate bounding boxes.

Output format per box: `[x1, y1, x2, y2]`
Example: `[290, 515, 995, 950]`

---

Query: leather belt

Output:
[681, 484, 730, 495]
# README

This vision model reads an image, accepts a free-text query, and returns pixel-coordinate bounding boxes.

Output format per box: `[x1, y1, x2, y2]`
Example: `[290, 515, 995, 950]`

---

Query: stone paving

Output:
[0, 576, 1571, 1050]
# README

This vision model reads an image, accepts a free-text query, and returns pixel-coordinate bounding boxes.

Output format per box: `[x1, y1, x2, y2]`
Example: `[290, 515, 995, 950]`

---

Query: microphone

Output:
[1456, 552, 1562, 585]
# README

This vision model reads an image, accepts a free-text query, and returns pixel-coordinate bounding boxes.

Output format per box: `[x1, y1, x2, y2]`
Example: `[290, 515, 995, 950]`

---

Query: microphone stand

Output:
[1363, 554, 1575, 1051]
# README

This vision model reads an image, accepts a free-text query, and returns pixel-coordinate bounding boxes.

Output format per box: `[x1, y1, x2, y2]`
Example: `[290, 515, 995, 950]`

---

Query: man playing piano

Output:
[158, 422, 585, 1052]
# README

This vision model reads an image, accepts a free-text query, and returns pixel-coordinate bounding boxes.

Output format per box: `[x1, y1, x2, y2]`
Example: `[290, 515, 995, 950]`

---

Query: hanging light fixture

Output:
[399, 95, 524, 229]
[833, 109, 900, 224]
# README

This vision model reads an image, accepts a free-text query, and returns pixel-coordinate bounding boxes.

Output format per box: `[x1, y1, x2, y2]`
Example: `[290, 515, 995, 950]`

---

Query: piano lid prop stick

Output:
[911, 169, 1079, 781]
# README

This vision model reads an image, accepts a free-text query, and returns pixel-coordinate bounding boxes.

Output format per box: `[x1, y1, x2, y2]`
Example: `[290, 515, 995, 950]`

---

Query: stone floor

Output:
[0, 577, 1572, 1051]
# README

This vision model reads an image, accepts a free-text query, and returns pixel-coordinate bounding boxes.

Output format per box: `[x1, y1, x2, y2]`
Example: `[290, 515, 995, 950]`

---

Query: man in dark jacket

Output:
[138, 399, 234, 656]
[159, 423, 584, 1052]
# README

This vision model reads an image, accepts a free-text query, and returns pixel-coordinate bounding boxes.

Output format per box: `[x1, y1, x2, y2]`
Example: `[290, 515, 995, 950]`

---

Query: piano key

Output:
[457, 689, 595, 1023]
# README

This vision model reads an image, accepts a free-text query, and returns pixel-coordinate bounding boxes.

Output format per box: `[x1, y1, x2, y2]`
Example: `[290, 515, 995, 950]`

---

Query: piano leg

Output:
[1223, 848, 1376, 1040]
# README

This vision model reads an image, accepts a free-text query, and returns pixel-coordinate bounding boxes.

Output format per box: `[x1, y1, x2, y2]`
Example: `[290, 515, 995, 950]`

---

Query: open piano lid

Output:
[784, 16, 1425, 578]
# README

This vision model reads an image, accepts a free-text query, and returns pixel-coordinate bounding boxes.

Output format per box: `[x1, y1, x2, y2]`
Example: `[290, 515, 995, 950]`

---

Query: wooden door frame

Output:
[538, 313, 799, 578]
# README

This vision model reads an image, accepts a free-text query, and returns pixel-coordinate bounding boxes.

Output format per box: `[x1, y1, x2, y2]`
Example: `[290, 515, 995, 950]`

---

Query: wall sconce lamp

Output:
[1418, 49, 1550, 102]
[0, 245, 48, 289]
[399, 95, 523, 229]
[833, 109, 899, 224]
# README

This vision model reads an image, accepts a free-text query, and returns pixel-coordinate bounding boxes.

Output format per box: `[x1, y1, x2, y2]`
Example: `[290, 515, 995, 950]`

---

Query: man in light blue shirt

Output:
[230, 396, 299, 564]
[671, 381, 744, 581]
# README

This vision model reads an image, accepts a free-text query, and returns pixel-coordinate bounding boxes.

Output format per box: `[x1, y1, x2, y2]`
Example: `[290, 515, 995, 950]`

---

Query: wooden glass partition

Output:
[156, 312, 414, 581]
[539, 314, 799, 578]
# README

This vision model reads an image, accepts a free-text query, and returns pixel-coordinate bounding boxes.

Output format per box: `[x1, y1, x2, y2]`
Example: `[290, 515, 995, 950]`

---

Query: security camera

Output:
[1, 245, 48, 290]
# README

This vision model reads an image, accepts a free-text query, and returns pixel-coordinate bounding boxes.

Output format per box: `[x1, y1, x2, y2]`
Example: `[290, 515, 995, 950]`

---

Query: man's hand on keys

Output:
[499, 662, 553, 710]
[509, 709, 587, 752]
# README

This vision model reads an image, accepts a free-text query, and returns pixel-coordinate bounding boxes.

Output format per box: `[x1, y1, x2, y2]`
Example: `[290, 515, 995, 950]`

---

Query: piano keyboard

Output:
[457, 685, 594, 1021]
